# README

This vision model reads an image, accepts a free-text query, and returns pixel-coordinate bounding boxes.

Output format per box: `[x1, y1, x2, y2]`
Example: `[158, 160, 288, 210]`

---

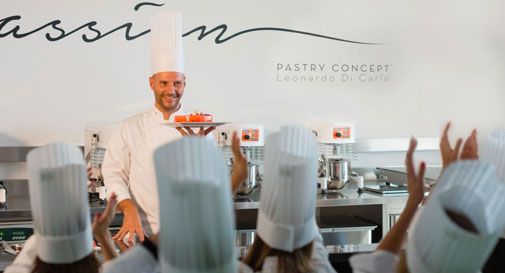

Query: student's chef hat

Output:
[154, 137, 236, 273]
[151, 11, 185, 75]
[407, 161, 505, 273]
[257, 125, 319, 252]
[482, 130, 505, 183]
[482, 130, 505, 237]
[26, 143, 92, 264]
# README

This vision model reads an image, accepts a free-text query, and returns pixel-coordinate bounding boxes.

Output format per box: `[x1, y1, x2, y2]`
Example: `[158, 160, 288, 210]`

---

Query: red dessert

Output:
[174, 115, 188, 122]
[175, 113, 213, 122]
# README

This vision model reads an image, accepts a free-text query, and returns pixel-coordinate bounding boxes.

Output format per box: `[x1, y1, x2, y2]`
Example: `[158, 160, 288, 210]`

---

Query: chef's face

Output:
[149, 72, 186, 112]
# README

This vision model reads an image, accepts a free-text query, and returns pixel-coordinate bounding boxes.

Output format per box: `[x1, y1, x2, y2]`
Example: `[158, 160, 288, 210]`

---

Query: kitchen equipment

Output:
[319, 216, 377, 246]
[84, 123, 117, 196]
[0, 223, 33, 259]
[234, 229, 255, 259]
[0, 181, 6, 210]
[313, 123, 357, 192]
[363, 168, 436, 195]
[215, 124, 264, 196]
[327, 158, 351, 190]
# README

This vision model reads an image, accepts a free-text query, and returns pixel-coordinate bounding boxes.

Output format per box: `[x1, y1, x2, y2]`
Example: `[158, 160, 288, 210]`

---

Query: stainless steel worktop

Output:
[0, 197, 111, 223]
[234, 181, 408, 210]
[0, 181, 407, 222]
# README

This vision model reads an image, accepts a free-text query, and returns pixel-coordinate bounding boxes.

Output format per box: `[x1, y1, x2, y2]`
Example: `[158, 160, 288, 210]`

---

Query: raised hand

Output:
[440, 122, 463, 170]
[405, 137, 426, 206]
[92, 193, 118, 238]
[460, 129, 478, 160]
[230, 131, 248, 192]
[92, 193, 119, 261]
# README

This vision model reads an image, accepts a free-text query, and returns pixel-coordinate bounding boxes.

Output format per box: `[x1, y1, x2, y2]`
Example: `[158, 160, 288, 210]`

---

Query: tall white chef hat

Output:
[153, 137, 236, 273]
[482, 130, 505, 238]
[26, 143, 92, 264]
[151, 11, 185, 75]
[257, 125, 319, 252]
[482, 130, 505, 183]
[407, 161, 505, 273]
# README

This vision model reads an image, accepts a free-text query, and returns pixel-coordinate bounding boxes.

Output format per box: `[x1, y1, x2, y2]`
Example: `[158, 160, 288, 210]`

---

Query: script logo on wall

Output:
[0, 2, 381, 46]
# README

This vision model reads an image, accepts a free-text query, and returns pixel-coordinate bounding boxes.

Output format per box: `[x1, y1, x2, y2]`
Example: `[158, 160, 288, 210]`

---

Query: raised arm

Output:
[377, 138, 426, 254]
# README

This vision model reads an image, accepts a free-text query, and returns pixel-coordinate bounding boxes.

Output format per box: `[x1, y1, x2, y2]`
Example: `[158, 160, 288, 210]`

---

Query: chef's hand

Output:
[405, 137, 426, 207]
[230, 131, 248, 193]
[176, 126, 216, 136]
[112, 199, 145, 245]
[460, 129, 478, 160]
[440, 122, 463, 170]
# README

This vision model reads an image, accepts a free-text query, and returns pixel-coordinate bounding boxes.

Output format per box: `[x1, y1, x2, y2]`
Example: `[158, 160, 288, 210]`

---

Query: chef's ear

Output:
[149, 75, 155, 91]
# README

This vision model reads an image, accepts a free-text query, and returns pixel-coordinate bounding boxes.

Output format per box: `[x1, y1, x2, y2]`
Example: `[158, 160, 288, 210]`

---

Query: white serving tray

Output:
[164, 122, 227, 128]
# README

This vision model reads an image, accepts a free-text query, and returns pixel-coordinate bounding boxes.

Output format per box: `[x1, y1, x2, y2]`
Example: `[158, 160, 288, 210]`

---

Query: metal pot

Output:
[326, 158, 351, 190]
[235, 163, 259, 196]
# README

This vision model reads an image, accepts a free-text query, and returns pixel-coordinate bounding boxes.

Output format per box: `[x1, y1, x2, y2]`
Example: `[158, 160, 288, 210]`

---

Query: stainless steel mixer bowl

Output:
[326, 158, 351, 190]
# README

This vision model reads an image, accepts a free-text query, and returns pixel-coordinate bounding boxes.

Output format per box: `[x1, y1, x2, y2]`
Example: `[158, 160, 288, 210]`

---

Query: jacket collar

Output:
[150, 105, 184, 122]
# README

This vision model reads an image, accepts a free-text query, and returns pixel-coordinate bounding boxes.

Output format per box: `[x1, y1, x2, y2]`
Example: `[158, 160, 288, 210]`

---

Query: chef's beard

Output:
[157, 95, 181, 113]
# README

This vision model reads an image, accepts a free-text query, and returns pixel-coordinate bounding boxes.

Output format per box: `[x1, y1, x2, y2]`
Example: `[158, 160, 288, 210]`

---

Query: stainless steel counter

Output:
[0, 181, 406, 222]
[234, 181, 408, 210]
[0, 197, 111, 223]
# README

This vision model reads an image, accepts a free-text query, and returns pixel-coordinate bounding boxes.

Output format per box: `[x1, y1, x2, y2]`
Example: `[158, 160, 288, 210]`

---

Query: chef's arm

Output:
[102, 125, 144, 242]
[102, 124, 132, 203]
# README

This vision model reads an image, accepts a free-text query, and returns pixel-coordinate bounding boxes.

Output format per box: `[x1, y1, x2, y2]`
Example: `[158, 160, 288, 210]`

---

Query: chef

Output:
[102, 11, 214, 244]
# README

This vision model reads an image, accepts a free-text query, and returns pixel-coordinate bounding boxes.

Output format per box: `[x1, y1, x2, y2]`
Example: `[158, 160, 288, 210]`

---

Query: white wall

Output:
[0, 0, 504, 178]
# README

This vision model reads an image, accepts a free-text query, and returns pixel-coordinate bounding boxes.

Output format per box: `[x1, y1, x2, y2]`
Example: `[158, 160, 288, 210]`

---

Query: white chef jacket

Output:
[349, 250, 399, 273]
[4, 235, 37, 273]
[102, 106, 212, 234]
[239, 233, 337, 273]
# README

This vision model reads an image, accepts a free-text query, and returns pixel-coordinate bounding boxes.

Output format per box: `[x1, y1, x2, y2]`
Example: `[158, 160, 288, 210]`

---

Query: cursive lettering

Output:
[0, 2, 381, 45]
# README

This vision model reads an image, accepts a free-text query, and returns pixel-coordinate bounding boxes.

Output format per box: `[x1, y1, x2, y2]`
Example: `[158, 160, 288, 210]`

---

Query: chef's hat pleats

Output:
[151, 11, 185, 75]
[154, 137, 236, 273]
[407, 161, 505, 273]
[482, 130, 505, 183]
[26, 143, 92, 264]
[433, 161, 505, 233]
[257, 125, 319, 252]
